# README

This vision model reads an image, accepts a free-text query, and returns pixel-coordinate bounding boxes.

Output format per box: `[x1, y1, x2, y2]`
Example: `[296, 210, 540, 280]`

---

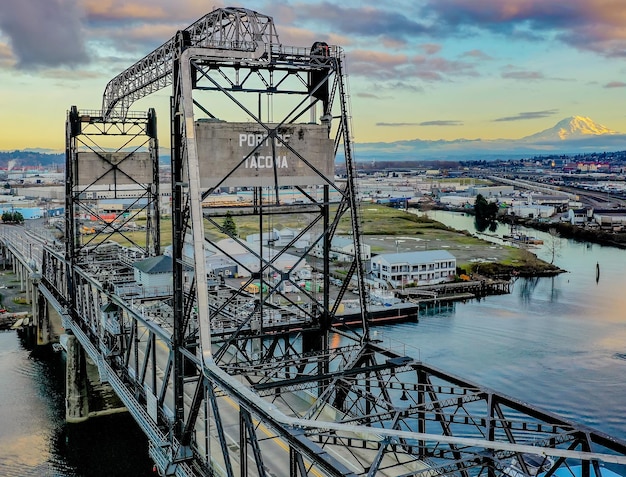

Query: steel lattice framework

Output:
[102, 7, 279, 119]
[53, 6, 626, 477]
[65, 107, 161, 263]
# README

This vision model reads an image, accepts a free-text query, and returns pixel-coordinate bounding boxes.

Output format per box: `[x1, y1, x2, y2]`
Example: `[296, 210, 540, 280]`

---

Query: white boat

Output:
[10, 318, 23, 329]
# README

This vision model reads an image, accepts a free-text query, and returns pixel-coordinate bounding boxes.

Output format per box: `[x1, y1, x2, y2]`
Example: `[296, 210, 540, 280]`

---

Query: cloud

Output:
[419, 120, 464, 126]
[420, 43, 442, 55]
[0, 0, 89, 69]
[420, 0, 626, 58]
[81, 0, 225, 23]
[375, 81, 424, 93]
[376, 122, 421, 127]
[348, 49, 477, 82]
[91, 23, 183, 55]
[380, 37, 408, 50]
[501, 70, 545, 80]
[83, 0, 167, 22]
[462, 49, 493, 61]
[292, 2, 432, 42]
[604, 81, 626, 88]
[347, 50, 410, 80]
[0, 42, 15, 67]
[277, 25, 351, 49]
[376, 119, 463, 127]
[494, 109, 559, 122]
[356, 92, 391, 99]
[41, 69, 103, 80]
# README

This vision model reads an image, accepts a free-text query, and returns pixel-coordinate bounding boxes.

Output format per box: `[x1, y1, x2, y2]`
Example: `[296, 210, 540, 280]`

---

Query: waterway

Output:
[1, 211, 625, 474]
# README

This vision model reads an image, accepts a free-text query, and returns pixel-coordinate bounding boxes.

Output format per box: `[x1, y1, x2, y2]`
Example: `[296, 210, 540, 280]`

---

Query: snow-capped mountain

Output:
[520, 116, 618, 143]
[354, 116, 626, 161]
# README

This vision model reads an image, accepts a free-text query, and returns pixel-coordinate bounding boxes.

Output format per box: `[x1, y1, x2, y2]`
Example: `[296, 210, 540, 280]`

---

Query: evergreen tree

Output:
[1, 211, 24, 224]
[474, 194, 498, 232]
[222, 212, 237, 236]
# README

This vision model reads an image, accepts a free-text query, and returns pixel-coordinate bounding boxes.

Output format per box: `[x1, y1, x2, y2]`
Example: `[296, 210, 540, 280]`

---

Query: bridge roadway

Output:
[2, 224, 626, 476]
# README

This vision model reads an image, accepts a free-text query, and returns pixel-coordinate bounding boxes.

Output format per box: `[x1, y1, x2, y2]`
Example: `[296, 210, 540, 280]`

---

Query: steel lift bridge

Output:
[45, 6, 626, 477]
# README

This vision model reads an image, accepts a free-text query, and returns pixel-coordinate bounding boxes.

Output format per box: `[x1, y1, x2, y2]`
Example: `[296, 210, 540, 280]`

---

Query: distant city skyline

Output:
[1, 0, 625, 152]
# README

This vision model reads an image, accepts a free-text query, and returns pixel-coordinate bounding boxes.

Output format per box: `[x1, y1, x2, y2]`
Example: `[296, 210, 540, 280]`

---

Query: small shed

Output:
[133, 255, 173, 289]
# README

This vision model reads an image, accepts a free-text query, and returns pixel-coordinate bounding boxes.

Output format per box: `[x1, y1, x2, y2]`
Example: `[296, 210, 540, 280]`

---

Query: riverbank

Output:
[426, 203, 626, 250]
[503, 216, 626, 249]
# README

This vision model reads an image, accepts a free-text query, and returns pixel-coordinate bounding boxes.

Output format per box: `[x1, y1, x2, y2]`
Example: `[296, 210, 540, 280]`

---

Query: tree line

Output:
[1, 211, 24, 224]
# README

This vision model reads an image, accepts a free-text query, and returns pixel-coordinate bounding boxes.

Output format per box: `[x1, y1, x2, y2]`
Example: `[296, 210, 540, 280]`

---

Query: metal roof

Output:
[372, 250, 456, 264]
[133, 255, 172, 274]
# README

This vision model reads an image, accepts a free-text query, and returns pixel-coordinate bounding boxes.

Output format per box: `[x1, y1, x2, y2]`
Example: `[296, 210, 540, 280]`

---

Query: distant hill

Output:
[6, 116, 626, 167]
[0, 150, 64, 169]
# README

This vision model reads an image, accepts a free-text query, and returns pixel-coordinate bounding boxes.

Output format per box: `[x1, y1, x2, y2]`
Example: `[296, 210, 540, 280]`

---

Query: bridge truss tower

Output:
[64, 106, 161, 264]
[52, 7, 626, 477]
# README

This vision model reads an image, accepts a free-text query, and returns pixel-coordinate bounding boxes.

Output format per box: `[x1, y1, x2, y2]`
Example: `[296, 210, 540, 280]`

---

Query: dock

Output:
[333, 279, 511, 327]
[396, 279, 511, 300]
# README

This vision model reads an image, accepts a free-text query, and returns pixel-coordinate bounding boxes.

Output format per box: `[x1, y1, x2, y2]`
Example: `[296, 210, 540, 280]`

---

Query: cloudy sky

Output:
[1, 0, 625, 152]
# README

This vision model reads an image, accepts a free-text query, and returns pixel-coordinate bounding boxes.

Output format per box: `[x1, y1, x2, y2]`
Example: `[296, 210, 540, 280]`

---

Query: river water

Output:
[1, 211, 625, 474]
[0, 333, 154, 476]
[381, 210, 626, 439]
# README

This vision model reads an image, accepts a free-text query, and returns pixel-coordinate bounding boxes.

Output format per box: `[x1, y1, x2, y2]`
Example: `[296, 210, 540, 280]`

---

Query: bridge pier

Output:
[36, 292, 50, 345]
[0, 244, 10, 269]
[15, 261, 24, 292]
[26, 269, 31, 303]
[66, 332, 90, 423]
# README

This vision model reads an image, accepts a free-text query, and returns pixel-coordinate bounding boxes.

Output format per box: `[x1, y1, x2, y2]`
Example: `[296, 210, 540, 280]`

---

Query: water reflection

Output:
[548, 276, 561, 303]
[516, 276, 541, 304]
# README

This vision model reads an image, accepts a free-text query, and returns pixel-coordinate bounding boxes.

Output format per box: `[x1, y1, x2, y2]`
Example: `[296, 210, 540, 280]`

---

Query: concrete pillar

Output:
[31, 282, 38, 320]
[36, 295, 49, 346]
[20, 264, 26, 292]
[25, 269, 33, 303]
[66, 333, 90, 423]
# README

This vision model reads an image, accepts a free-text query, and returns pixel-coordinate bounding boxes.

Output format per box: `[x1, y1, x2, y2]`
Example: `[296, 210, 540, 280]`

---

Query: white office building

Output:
[370, 250, 457, 288]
